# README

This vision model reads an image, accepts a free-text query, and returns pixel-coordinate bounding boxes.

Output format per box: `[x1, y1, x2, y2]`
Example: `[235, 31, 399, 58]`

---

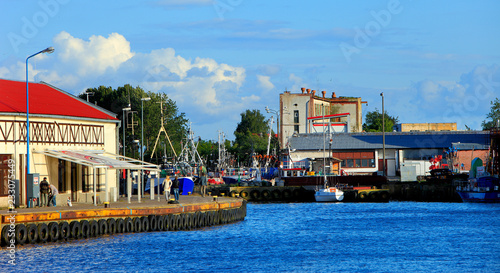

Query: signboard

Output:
[33, 176, 39, 185]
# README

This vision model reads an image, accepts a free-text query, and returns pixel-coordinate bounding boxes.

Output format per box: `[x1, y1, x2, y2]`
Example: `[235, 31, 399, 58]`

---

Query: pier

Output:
[1, 195, 246, 246]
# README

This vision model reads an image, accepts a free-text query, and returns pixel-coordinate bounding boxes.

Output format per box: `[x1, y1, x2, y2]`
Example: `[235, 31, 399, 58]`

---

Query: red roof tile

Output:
[0, 79, 118, 121]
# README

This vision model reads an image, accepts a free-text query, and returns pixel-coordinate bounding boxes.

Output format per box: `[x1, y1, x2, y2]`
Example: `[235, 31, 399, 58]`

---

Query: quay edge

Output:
[1, 197, 246, 247]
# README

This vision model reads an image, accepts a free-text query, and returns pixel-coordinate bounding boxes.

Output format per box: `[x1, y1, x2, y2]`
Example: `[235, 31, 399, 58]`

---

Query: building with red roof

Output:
[0, 79, 157, 207]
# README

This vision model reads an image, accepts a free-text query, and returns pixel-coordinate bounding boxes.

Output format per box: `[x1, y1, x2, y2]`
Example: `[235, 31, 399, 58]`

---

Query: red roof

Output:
[0, 79, 118, 121]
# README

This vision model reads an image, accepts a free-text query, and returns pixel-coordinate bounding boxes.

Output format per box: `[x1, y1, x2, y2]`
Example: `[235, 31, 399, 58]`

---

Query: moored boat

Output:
[456, 176, 500, 203]
[314, 186, 344, 202]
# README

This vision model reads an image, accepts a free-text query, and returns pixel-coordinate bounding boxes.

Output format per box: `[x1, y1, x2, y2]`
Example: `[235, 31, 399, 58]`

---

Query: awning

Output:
[35, 149, 159, 170]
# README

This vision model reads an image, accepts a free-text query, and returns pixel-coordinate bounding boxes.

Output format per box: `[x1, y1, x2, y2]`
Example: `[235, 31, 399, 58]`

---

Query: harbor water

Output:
[2, 202, 499, 272]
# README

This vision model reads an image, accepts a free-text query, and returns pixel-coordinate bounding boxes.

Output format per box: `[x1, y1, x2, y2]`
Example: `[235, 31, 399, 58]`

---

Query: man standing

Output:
[200, 172, 207, 198]
[39, 177, 50, 207]
[48, 183, 59, 207]
[172, 175, 180, 202]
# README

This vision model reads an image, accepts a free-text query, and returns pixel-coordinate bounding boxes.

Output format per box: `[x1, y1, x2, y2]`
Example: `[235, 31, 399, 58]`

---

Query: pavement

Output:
[4, 194, 240, 214]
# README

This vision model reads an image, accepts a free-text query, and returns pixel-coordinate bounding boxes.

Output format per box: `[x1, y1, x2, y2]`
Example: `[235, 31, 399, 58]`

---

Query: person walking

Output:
[48, 183, 59, 207]
[172, 175, 180, 202]
[39, 177, 50, 207]
[162, 176, 172, 202]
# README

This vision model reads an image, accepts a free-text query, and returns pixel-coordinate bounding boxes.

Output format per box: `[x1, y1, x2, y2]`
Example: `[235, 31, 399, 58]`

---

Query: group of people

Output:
[161, 170, 208, 202]
[39, 177, 58, 207]
[162, 175, 180, 203]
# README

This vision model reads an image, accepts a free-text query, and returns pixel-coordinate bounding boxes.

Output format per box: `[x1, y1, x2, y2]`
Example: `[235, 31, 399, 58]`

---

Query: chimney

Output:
[312, 90, 316, 96]
[322, 91, 326, 98]
[332, 92, 336, 98]
[306, 88, 311, 94]
[301, 87, 305, 94]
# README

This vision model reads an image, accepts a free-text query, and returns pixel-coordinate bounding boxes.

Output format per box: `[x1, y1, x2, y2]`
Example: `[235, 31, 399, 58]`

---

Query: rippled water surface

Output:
[2, 202, 499, 272]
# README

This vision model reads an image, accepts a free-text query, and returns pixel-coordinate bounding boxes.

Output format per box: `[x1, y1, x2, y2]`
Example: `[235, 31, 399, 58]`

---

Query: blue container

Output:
[179, 177, 194, 195]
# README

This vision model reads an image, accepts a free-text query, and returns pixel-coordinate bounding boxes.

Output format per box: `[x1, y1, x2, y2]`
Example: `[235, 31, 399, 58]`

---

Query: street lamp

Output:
[265, 106, 280, 150]
[26, 47, 54, 175]
[141, 97, 151, 200]
[122, 106, 131, 203]
[380, 92, 385, 177]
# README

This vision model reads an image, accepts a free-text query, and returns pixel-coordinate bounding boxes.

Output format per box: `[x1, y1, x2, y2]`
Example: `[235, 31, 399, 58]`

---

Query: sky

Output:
[1, 0, 499, 141]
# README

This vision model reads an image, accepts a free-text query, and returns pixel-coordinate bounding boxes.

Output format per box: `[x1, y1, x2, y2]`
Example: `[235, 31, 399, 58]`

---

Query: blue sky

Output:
[1, 0, 499, 141]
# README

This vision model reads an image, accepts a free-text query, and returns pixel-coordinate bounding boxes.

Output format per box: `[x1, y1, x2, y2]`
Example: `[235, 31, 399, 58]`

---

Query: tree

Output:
[482, 98, 500, 130]
[79, 85, 188, 161]
[233, 109, 270, 165]
[363, 108, 399, 132]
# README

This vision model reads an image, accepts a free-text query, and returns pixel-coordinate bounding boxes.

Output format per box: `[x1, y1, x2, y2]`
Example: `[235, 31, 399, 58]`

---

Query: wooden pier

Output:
[1, 196, 246, 246]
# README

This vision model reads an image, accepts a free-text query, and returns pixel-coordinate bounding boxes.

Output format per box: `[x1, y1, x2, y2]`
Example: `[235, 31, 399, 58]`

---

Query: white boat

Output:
[315, 186, 344, 202]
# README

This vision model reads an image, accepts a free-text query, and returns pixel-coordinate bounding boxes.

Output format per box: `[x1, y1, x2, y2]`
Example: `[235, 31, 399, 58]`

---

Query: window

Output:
[294, 110, 299, 123]
[0, 155, 12, 197]
[347, 159, 354, 168]
[294, 125, 299, 134]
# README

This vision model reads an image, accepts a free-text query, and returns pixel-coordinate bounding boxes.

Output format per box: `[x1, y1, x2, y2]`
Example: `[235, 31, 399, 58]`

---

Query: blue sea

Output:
[2, 202, 499, 272]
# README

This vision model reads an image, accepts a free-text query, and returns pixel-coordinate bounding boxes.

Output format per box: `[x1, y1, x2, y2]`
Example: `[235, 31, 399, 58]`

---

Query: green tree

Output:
[80, 85, 188, 162]
[482, 98, 500, 130]
[233, 109, 270, 165]
[363, 108, 399, 132]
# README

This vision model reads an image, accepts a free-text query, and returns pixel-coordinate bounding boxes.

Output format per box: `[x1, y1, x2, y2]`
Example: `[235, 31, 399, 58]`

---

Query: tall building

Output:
[279, 88, 366, 148]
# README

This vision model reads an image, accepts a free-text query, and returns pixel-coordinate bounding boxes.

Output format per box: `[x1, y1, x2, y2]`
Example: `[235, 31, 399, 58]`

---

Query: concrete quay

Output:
[1, 195, 246, 247]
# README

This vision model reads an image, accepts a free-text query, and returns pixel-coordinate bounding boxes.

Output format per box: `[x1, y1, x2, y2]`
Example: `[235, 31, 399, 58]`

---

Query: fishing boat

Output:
[455, 157, 500, 203]
[456, 176, 500, 203]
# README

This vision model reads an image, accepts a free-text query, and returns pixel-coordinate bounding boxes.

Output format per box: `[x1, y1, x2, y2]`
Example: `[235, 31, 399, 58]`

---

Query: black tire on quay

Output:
[15, 224, 28, 245]
[156, 215, 164, 231]
[48, 222, 59, 242]
[163, 215, 170, 231]
[70, 221, 81, 239]
[261, 190, 271, 201]
[250, 190, 260, 200]
[184, 214, 191, 231]
[38, 223, 49, 242]
[282, 189, 291, 200]
[230, 190, 238, 198]
[89, 220, 99, 237]
[141, 216, 149, 232]
[213, 211, 220, 225]
[176, 214, 183, 230]
[370, 192, 379, 201]
[125, 218, 134, 233]
[98, 219, 108, 235]
[149, 215, 158, 231]
[170, 215, 177, 231]
[59, 222, 70, 241]
[107, 218, 117, 234]
[133, 218, 142, 233]
[192, 212, 199, 228]
[116, 218, 125, 233]
[27, 223, 39, 244]
[240, 190, 250, 199]
[358, 192, 368, 201]
[271, 190, 282, 200]
[1, 225, 10, 246]
[199, 212, 206, 227]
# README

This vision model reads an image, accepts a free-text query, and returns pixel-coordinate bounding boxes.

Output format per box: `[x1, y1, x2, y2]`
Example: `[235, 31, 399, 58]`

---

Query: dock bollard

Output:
[104, 202, 110, 208]
[213, 196, 218, 202]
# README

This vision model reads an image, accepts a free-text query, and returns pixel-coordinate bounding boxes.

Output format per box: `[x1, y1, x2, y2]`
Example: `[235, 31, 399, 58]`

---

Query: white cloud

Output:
[54, 31, 134, 76]
[257, 75, 274, 91]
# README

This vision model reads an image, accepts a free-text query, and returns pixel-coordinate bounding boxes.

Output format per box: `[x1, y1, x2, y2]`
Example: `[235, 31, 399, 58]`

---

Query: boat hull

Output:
[314, 188, 344, 202]
[457, 191, 500, 203]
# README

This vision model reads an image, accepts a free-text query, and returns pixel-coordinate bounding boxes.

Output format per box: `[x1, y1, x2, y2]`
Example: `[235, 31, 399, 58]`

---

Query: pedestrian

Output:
[39, 177, 50, 207]
[172, 175, 180, 202]
[200, 172, 207, 197]
[48, 183, 59, 207]
[162, 176, 172, 201]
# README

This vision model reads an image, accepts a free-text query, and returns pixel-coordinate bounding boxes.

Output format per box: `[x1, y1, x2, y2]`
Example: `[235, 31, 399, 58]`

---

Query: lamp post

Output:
[265, 106, 280, 150]
[122, 106, 131, 203]
[380, 92, 385, 177]
[141, 97, 150, 200]
[26, 47, 54, 175]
